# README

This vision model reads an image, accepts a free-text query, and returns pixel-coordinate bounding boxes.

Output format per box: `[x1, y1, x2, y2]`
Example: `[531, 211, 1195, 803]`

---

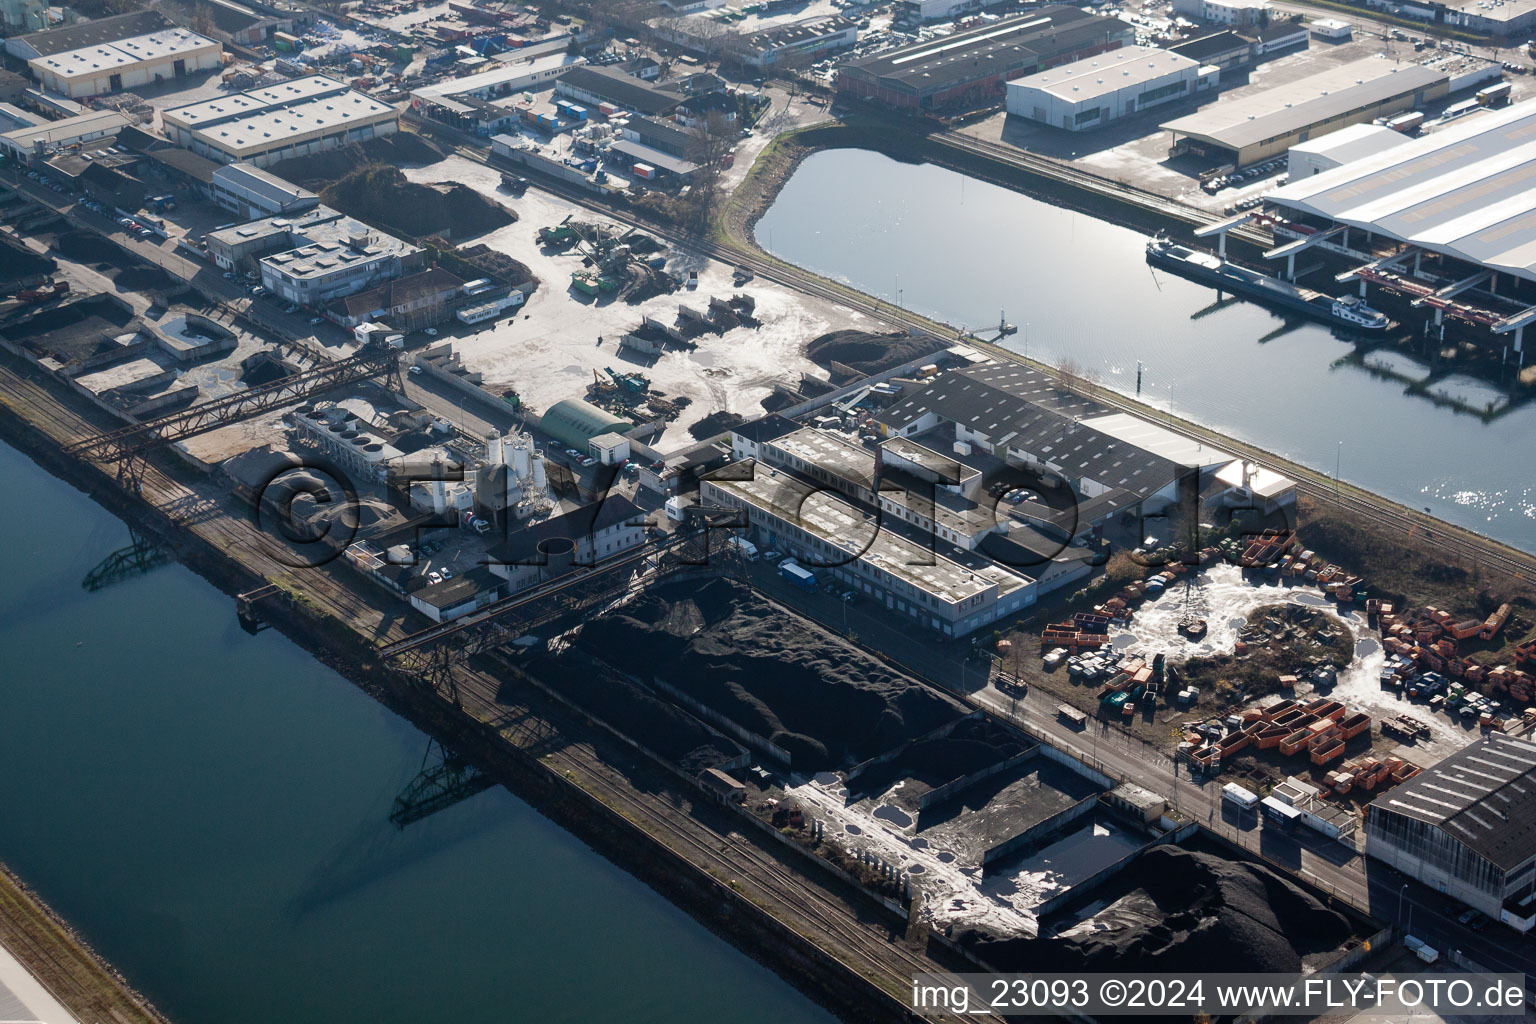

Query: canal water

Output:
[754, 148, 1536, 554]
[0, 441, 835, 1024]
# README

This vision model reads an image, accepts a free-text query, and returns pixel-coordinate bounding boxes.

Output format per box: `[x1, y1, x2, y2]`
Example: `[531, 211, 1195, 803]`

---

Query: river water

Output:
[754, 148, 1536, 554]
[0, 441, 834, 1024]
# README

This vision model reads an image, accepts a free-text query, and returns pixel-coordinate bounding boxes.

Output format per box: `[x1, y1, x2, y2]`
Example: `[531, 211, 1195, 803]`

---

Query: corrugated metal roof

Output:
[1269, 99, 1536, 283]
[1161, 57, 1444, 151]
[1373, 734, 1536, 871]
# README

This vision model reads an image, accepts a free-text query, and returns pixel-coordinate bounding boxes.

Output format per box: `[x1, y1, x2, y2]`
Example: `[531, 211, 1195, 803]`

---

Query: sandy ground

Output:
[401, 156, 870, 449]
[785, 772, 1139, 939]
[1111, 563, 1482, 764]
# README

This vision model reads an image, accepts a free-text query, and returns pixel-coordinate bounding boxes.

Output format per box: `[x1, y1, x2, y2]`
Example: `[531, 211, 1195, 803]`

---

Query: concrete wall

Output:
[981, 793, 1100, 866]
[919, 746, 1040, 811]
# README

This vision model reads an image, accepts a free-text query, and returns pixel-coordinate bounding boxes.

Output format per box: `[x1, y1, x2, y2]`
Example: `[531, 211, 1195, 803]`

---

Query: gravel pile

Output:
[852, 718, 1028, 801]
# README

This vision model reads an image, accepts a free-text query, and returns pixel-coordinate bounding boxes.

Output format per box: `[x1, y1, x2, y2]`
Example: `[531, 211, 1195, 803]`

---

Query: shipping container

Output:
[632, 162, 656, 180]
[779, 561, 817, 591]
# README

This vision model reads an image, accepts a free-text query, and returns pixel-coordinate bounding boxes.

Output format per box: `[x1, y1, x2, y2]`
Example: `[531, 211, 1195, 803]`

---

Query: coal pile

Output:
[806, 330, 948, 378]
[523, 647, 738, 771]
[852, 718, 1028, 802]
[572, 578, 967, 770]
[958, 845, 1353, 974]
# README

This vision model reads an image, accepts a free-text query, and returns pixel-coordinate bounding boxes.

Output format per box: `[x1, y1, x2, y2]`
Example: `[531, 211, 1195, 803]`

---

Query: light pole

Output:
[1335, 441, 1343, 500]
[1024, 322, 1030, 362]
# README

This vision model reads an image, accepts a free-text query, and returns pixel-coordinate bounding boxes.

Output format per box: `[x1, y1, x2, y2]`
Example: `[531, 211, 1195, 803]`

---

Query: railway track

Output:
[448, 668, 999, 1023]
[0, 356, 987, 1023]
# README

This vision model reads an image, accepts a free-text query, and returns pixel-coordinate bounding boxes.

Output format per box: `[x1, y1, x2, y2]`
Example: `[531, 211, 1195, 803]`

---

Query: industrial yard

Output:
[2, 0, 1536, 1019]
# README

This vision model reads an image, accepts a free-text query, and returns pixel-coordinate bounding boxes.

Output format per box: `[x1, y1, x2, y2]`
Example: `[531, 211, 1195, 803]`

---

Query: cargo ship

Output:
[1146, 236, 1392, 331]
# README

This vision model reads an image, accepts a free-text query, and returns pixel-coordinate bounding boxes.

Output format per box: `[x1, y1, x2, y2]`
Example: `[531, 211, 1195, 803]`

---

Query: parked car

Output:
[309, 316, 324, 325]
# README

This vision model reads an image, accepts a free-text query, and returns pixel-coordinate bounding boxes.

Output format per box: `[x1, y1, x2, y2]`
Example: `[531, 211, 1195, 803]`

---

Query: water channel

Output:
[754, 148, 1536, 554]
[0, 441, 834, 1024]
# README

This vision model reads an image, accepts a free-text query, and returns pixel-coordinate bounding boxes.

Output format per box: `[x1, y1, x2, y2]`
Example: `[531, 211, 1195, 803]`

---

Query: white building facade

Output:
[1007, 47, 1210, 132]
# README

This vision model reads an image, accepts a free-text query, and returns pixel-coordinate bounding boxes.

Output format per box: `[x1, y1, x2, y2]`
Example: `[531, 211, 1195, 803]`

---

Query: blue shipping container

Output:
[779, 562, 817, 592]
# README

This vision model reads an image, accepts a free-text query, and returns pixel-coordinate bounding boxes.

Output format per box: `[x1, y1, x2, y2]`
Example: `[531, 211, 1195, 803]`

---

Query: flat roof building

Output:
[1366, 735, 1536, 930]
[1162, 57, 1447, 167]
[162, 74, 398, 168]
[555, 65, 687, 117]
[0, 108, 129, 162]
[738, 15, 859, 68]
[1006, 46, 1211, 131]
[4, 9, 174, 62]
[29, 27, 221, 98]
[837, 8, 1133, 111]
[210, 162, 319, 219]
[701, 458, 1037, 636]
[409, 52, 587, 131]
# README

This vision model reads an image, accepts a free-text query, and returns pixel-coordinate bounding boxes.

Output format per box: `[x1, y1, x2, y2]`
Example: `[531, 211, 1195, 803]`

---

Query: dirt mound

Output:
[806, 329, 948, 377]
[853, 717, 1028, 799]
[958, 845, 1353, 973]
[320, 165, 513, 241]
[571, 578, 966, 770]
[0, 237, 55, 286]
[436, 241, 537, 291]
[687, 410, 745, 441]
[267, 134, 444, 189]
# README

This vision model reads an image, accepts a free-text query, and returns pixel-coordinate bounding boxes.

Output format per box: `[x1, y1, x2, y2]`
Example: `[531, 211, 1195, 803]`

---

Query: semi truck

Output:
[779, 560, 817, 592]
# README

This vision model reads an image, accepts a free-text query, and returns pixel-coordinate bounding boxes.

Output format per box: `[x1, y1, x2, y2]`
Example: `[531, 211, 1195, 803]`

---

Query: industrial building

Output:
[1162, 57, 1447, 167]
[409, 53, 587, 133]
[1364, 0, 1536, 34]
[1006, 46, 1214, 131]
[162, 75, 398, 168]
[554, 65, 688, 117]
[4, 9, 173, 62]
[892, 0, 989, 25]
[1284, 121, 1411, 178]
[205, 204, 422, 306]
[1171, 0, 1271, 26]
[700, 453, 1042, 637]
[1262, 99, 1536, 358]
[836, 8, 1132, 111]
[873, 362, 1291, 531]
[209, 162, 319, 219]
[0, 108, 129, 162]
[540, 398, 634, 450]
[1169, 31, 1254, 70]
[325, 267, 467, 330]
[737, 16, 859, 68]
[489, 495, 647, 594]
[28, 26, 221, 99]
[1365, 735, 1536, 930]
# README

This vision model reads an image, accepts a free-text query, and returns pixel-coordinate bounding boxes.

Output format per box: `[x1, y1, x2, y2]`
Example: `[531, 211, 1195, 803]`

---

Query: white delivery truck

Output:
[1403, 935, 1439, 963]
[727, 536, 759, 560]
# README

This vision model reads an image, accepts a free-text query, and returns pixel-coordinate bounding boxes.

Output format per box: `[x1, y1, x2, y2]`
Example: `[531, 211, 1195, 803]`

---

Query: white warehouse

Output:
[1006, 46, 1215, 131]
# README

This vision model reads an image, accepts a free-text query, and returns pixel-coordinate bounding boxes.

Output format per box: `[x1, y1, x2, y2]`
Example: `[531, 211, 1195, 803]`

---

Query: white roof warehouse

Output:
[29, 27, 221, 99]
[162, 74, 398, 168]
[1006, 45, 1212, 132]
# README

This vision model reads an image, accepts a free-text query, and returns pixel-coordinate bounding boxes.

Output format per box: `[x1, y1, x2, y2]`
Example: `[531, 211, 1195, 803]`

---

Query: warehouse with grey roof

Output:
[1366, 734, 1536, 930]
[1161, 57, 1448, 167]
